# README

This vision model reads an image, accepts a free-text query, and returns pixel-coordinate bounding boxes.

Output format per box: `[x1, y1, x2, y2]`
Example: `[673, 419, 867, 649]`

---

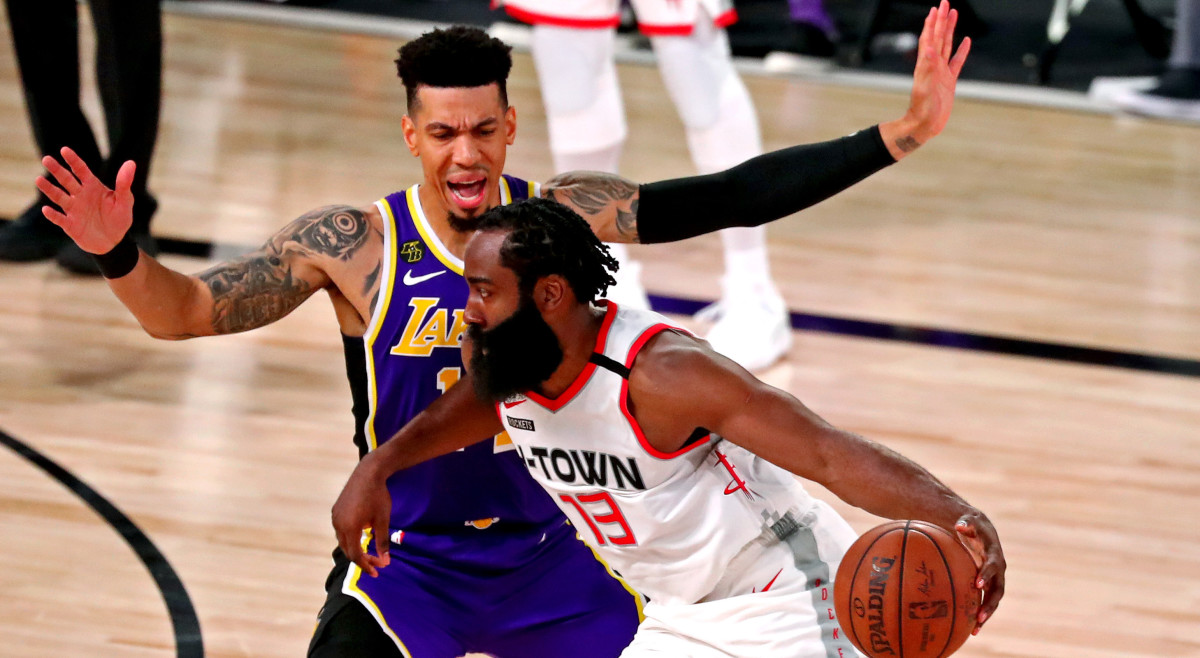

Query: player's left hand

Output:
[954, 513, 1005, 634]
[331, 455, 393, 577]
[907, 0, 971, 143]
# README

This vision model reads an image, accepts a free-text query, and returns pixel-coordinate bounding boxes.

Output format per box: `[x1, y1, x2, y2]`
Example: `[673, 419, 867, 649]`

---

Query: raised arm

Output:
[36, 148, 371, 339]
[544, 0, 969, 245]
[627, 331, 1004, 630]
[330, 379, 505, 576]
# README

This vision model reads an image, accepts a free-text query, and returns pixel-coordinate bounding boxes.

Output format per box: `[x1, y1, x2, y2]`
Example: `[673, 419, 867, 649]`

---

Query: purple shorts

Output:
[320, 519, 643, 657]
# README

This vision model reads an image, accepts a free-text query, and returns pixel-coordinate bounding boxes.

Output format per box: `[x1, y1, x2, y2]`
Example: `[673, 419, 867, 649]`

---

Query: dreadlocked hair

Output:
[395, 26, 513, 112]
[475, 198, 619, 304]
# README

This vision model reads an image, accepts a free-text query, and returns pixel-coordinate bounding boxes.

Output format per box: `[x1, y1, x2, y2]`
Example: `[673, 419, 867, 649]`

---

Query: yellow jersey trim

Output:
[578, 531, 646, 622]
[364, 197, 400, 452]
[408, 184, 464, 275]
[342, 531, 413, 658]
[500, 176, 513, 205]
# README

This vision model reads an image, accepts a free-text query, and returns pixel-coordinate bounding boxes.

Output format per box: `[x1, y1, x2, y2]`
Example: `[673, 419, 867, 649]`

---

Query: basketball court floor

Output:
[0, 3, 1197, 657]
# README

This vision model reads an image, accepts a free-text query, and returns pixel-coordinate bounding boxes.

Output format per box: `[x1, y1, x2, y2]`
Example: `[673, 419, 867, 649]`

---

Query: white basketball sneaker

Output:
[697, 278, 792, 371]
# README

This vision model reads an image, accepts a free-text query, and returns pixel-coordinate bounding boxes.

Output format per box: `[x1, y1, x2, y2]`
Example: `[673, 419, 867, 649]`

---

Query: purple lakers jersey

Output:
[344, 175, 561, 537]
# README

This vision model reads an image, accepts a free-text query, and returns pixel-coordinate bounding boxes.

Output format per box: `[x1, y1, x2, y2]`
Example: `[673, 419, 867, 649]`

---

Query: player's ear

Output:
[402, 114, 419, 157]
[533, 274, 568, 313]
[504, 105, 516, 146]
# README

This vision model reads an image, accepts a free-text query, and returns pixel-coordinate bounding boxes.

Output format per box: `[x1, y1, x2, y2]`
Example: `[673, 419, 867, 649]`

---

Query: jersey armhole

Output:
[619, 324, 713, 460]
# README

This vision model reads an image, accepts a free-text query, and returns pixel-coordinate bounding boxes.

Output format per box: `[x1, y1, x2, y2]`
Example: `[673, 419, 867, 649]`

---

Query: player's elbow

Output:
[139, 315, 208, 341]
[143, 324, 196, 341]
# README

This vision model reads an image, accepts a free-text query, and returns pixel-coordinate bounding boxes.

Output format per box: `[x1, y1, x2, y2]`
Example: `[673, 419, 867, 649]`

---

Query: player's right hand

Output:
[954, 515, 1006, 633]
[331, 454, 393, 578]
[36, 147, 135, 254]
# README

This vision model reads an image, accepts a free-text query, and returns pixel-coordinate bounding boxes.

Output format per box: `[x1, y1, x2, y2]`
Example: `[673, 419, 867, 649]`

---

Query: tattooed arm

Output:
[542, 172, 640, 243]
[543, 6, 970, 244]
[108, 205, 372, 339]
[542, 4, 970, 245]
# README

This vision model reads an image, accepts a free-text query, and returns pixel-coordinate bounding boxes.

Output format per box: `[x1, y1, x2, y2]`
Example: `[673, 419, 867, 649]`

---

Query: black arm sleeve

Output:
[635, 125, 895, 244]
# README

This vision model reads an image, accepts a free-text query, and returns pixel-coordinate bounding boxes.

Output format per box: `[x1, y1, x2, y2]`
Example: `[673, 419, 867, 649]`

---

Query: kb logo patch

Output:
[400, 240, 424, 263]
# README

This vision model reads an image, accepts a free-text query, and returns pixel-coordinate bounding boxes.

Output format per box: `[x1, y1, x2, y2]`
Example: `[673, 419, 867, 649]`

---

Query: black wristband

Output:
[92, 236, 141, 279]
[636, 125, 896, 244]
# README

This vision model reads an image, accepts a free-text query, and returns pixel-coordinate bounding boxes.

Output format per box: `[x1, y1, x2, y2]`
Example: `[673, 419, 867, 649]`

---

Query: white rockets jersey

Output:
[496, 301, 819, 606]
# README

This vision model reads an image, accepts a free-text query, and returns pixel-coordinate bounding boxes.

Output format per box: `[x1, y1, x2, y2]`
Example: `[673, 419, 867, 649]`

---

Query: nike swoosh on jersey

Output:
[403, 269, 446, 286]
[754, 568, 784, 593]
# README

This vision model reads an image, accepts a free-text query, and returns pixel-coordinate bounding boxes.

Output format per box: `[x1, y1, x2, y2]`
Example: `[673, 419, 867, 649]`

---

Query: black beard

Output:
[467, 297, 564, 403]
[445, 212, 478, 233]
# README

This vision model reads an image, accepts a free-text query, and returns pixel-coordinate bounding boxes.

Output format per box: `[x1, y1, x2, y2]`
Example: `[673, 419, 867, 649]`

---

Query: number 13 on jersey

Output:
[560, 491, 639, 547]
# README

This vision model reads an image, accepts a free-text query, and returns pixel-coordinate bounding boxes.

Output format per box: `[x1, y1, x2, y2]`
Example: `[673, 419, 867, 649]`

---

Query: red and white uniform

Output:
[494, 0, 737, 35]
[496, 302, 863, 657]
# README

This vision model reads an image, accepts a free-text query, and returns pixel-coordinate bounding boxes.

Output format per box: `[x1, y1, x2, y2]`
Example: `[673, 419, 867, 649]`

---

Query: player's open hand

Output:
[954, 513, 1005, 634]
[36, 148, 136, 254]
[907, 0, 971, 143]
[332, 454, 393, 578]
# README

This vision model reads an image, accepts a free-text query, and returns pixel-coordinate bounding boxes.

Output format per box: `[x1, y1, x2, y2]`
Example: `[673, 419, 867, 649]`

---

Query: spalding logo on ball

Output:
[834, 520, 981, 658]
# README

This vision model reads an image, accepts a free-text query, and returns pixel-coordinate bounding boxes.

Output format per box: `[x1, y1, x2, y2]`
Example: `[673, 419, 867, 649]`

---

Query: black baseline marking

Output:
[2, 217, 1198, 378]
[0, 428, 204, 658]
[648, 294, 1200, 378]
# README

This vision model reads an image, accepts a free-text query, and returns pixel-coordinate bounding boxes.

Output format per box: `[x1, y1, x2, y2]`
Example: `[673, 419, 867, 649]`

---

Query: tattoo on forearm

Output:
[616, 199, 638, 241]
[545, 172, 640, 241]
[200, 256, 314, 334]
[198, 205, 371, 334]
[895, 136, 922, 154]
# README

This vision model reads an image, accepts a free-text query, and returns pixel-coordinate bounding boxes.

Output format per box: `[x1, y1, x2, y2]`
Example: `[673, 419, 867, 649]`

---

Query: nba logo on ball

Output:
[834, 520, 980, 658]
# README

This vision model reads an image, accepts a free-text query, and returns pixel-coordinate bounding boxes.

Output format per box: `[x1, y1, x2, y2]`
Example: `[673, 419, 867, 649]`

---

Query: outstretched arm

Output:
[879, 0, 971, 158]
[628, 331, 1004, 630]
[544, 1, 969, 244]
[331, 379, 505, 576]
[37, 148, 372, 339]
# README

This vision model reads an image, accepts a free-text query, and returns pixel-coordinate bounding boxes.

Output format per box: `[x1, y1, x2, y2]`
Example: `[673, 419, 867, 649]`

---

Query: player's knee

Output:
[532, 25, 628, 152]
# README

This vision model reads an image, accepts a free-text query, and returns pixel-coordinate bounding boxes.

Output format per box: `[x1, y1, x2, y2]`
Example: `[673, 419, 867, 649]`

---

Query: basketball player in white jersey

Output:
[496, 0, 793, 370]
[331, 197, 1006, 657]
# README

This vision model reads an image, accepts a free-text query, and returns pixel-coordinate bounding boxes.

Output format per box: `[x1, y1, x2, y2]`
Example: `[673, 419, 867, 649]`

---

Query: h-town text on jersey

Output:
[515, 445, 647, 491]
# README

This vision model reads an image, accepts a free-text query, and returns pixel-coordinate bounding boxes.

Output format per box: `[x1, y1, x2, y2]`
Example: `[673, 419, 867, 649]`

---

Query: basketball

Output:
[834, 520, 980, 658]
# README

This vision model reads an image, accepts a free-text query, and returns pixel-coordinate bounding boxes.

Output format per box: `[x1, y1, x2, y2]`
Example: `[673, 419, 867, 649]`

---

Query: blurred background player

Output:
[0, 0, 160, 274]
[1112, 0, 1200, 121]
[497, 0, 794, 370]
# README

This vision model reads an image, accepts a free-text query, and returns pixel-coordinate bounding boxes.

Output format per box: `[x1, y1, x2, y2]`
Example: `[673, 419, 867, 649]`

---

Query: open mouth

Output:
[448, 177, 487, 208]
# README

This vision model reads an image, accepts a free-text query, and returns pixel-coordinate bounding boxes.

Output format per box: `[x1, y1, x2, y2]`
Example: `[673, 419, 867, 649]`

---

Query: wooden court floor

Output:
[1, 5, 1199, 657]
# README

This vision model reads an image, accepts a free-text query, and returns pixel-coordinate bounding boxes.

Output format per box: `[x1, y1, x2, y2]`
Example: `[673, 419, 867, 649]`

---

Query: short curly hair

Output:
[395, 26, 513, 112]
[475, 198, 619, 304]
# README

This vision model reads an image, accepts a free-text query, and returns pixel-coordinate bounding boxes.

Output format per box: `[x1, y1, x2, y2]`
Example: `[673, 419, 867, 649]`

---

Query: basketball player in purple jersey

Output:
[37, 7, 970, 656]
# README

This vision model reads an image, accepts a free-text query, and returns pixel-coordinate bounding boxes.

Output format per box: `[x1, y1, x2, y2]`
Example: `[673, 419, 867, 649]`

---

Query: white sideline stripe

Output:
[163, 1, 1119, 116]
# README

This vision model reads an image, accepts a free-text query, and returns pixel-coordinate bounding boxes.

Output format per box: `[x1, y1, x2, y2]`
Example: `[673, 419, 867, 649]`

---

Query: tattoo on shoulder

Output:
[895, 136, 922, 154]
[287, 205, 371, 261]
[197, 205, 372, 334]
[544, 172, 640, 242]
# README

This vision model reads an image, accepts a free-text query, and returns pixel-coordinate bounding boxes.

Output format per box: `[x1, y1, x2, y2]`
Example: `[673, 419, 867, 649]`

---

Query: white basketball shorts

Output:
[619, 501, 865, 658]
[494, 0, 736, 35]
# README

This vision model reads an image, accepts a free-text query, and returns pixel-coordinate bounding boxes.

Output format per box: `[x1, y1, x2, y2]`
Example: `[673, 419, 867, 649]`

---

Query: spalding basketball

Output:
[834, 520, 980, 658]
